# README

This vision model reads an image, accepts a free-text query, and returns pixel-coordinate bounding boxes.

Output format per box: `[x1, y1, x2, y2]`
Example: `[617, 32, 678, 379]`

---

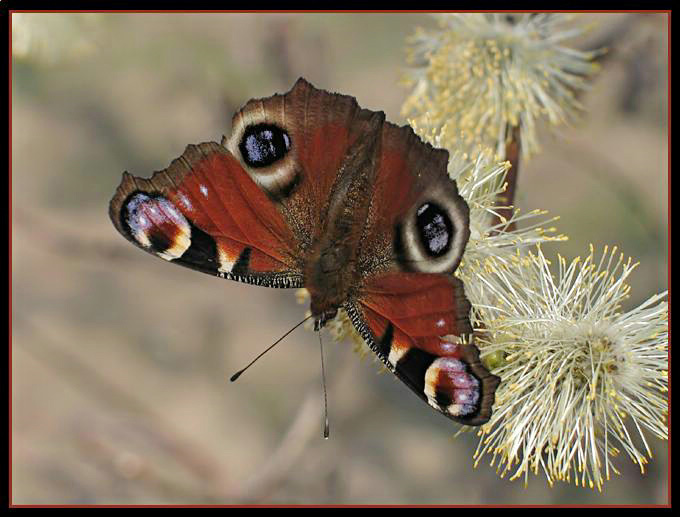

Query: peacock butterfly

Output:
[109, 78, 500, 426]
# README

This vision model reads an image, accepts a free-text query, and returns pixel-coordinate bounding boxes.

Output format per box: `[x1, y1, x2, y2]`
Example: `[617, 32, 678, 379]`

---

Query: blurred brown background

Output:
[11, 13, 668, 505]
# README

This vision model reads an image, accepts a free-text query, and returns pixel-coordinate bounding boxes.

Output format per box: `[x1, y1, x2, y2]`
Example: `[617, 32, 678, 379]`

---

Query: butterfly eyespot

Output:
[121, 192, 193, 261]
[239, 123, 291, 168]
[232, 122, 299, 200]
[416, 202, 453, 257]
[424, 357, 481, 418]
[395, 192, 469, 274]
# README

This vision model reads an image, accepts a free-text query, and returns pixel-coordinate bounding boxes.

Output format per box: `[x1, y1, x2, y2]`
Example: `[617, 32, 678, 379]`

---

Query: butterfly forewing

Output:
[347, 273, 499, 425]
[109, 142, 304, 288]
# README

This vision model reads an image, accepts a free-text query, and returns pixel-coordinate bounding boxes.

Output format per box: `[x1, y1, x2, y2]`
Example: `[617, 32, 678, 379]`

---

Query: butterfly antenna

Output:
[319, 330, 330, 439]
[229, 314, 313, 382]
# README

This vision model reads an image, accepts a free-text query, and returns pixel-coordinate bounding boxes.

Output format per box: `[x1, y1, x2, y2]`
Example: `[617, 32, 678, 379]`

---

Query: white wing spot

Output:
[200, 185, 209, 198]
[178, 192, 193, 211]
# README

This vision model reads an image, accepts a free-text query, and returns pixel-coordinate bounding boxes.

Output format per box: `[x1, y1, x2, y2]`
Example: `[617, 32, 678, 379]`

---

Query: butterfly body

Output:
[110, 78, 499, 426]
[302, 112, 386, 328]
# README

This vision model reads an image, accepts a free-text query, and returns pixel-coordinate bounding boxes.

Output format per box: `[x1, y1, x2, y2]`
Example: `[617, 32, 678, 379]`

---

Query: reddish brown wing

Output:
[347, 273, 499, 425]
[111, 79, 372, 287]
[222, 78, 374, 254]
[346, 115, 498, 425]
[109, 142, 304, 288]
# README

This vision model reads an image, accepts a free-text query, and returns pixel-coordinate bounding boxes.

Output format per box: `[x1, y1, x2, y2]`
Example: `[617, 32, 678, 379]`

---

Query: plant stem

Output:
[494, 125, 521, 232]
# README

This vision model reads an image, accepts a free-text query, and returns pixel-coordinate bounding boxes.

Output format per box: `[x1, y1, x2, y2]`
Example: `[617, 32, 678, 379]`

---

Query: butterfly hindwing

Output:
[223, 78, 377, 254]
